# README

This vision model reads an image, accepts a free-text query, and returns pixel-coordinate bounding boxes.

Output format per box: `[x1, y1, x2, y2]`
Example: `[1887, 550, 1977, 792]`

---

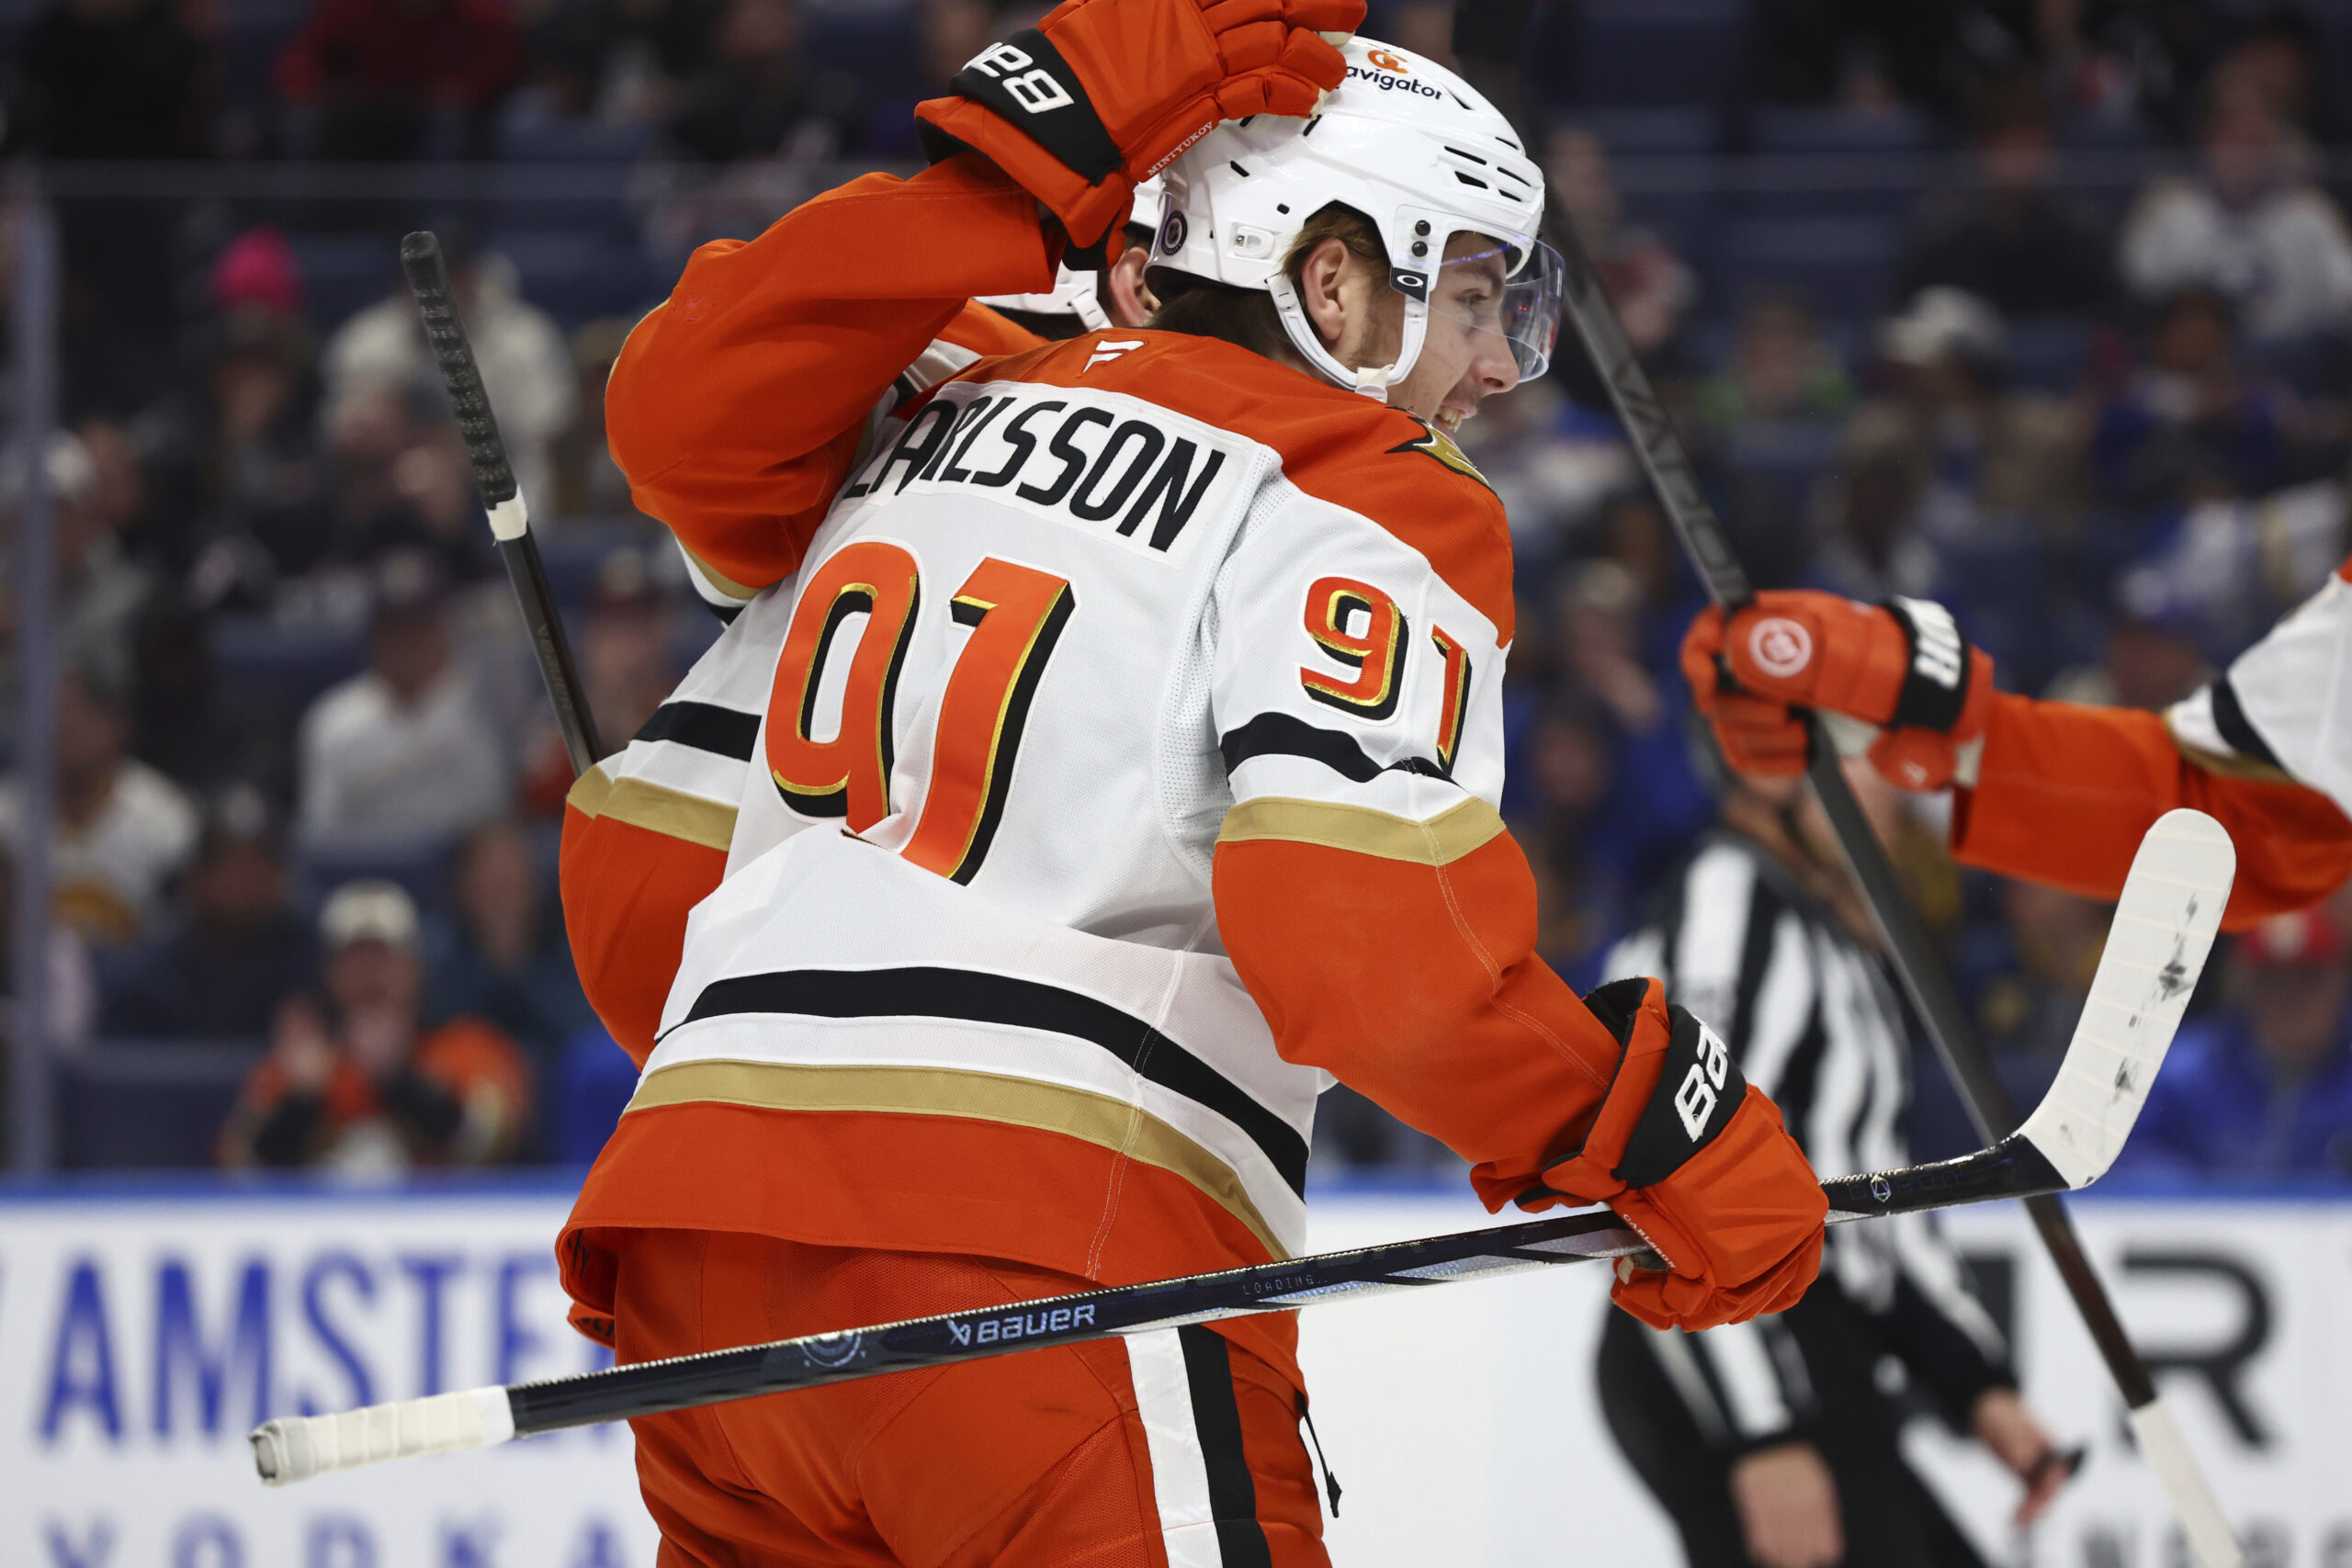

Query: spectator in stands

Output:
[2092, 288, 2296, 506]
[2120, 908, 2352, 1178]
[1692, 290, 1856, 433]
[1745, 0, 2021, 119]
[219, 879, 530, 1170]
[525, 0, 720, 130]
[171, 254, 332, 592]
[547, 318, 644, 524]
[1897, 75, 2117, 321]
[1546, 129, 1695, 363]
[1956, 878, 2108, 1116]
[295, 551, 509, 852]
[427, 819, 594, 1064]
[664, 0, 861, 163]
[0, 849, 97, 1051]
[1555, 559, 1712, 921]
[1871, 287, 2088, 542]
[0, 665, 198, 950]
[38, 428, 159, 703]
[2120, 85, 2352, 342]
[1809, 404, 1943, 604]
[519, 547, 681, 816]
[1456, 381, 1633, 565]
[323, 237, 573, 525]
[98, 785, 315, 1040]
[274, 0, 522, 160]
[2204, 6, 2348, 151]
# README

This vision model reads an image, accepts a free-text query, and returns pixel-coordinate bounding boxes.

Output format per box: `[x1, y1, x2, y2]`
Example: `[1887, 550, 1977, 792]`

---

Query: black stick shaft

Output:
[503, 1135, 2062, 1436]
[400, 231, 606, 774]
[1546, 216, 2166, 1411]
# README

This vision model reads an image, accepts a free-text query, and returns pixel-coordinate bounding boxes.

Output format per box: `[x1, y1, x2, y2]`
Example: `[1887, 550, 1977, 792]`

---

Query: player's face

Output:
[1385, 235, 1523, 430]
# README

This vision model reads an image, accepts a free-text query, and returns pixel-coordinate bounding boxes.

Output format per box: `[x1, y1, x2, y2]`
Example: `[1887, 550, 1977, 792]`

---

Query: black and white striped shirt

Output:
[1600, 832, 2011, 1452]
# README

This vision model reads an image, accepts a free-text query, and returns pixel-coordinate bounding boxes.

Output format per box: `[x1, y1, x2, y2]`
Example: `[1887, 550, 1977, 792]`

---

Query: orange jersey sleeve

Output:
[606, 153, 1059, 593]
[1951, 690, 2352, 928]
[1196, 410, 1619, 1207]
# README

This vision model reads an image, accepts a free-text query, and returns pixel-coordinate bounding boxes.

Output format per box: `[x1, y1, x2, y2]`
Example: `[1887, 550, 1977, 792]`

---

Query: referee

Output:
[1594, 761, 2071, 1568]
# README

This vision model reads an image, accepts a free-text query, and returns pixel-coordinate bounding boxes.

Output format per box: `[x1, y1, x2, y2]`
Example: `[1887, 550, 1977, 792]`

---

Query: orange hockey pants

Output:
[610, 1229, 1331, 1567]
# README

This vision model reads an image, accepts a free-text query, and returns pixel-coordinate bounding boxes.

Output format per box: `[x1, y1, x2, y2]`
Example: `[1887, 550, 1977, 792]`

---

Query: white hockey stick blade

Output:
[2014, 809, 2233, 1190]
[251, 1386, 514, 1486]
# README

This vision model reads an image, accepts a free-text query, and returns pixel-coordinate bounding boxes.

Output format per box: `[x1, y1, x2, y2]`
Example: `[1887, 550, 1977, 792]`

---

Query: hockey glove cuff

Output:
[1532, 977, 1826, 1332]
[915, 0, 1363, 246]
[1682, 590, 1994, 792]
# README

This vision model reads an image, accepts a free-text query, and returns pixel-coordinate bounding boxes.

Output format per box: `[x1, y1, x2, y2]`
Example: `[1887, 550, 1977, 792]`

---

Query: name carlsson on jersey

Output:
[836, 380, 1250, 565]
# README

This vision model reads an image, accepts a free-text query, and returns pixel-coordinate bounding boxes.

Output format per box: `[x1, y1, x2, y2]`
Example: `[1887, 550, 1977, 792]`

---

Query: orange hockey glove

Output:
[1534, 978, 1825, 1331]
[1681, 590, 1996, 791]
[915, 0, 1363, 247]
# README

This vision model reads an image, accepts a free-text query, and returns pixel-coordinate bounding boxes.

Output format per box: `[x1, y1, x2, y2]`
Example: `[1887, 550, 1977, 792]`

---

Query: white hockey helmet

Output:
[977, 175, 1170, 333]
[1149, 37, 1563, 399]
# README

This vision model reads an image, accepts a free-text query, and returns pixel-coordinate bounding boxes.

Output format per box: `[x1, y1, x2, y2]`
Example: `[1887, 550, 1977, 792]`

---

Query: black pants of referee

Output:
[1596, 1303, 1987, 1568]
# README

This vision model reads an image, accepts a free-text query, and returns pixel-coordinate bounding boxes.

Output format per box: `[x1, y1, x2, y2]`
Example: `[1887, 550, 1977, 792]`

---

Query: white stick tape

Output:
[2129, 1399, 2244, 1568]
[488, 493, 530, 542]
[251, 1385, 515, 1485]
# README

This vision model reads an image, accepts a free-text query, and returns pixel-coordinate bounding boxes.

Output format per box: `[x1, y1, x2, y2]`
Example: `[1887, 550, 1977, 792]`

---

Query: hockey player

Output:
[1680, 574, 2352, 924]
[558, 1, 1827, 1559]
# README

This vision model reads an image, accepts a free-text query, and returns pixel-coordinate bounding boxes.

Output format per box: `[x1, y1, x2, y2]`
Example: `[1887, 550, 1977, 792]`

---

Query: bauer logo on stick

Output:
[1748, 617, 1813, 680]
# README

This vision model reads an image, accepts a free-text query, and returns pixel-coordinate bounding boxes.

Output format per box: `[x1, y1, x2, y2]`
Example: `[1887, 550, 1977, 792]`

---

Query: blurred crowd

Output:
[2, 0, 2350, 1179]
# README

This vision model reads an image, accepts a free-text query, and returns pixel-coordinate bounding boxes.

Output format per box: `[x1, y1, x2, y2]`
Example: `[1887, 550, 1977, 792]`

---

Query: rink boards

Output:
[1, 1178, 2346, 1567]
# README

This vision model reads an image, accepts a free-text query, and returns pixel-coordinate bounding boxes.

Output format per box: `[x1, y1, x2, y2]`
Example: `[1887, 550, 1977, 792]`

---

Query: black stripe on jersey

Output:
[1724, 878, 1784, 1060]
[1180, 1325, 1276, 1567]
[634, 701, 761, 761]
[679, 966, 1310, 1195]
[1217, 713, 1448, 784]
[2210, 674, 2286, 770]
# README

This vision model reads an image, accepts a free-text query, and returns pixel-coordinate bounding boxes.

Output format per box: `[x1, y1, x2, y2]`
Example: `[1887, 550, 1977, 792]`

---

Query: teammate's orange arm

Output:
[1951, 693, 2352, 928]
[606, 154, 1059, 592]
[1687, 587, 2352, 928]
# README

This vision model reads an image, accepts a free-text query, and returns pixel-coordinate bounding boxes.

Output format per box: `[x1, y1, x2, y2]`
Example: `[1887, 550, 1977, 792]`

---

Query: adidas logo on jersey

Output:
[840, 382, 1243, 564]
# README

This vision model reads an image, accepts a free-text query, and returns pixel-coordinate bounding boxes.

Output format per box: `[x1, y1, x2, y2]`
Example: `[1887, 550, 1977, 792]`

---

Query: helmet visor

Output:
[1417, 237, 1566, 381]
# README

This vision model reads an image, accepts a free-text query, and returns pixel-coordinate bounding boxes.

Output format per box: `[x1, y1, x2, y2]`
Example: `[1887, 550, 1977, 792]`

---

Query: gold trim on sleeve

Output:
[570, 772, 739, 852]
[626, 1059, 1288, 1258]
[1216, 794, 1506, 865]
[682, 545, 765, 603]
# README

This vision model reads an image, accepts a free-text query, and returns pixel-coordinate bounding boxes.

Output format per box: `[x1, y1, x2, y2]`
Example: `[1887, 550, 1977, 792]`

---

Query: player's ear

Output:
[1295, 237, 1355, 352]
[1104, 244, 1158, 330]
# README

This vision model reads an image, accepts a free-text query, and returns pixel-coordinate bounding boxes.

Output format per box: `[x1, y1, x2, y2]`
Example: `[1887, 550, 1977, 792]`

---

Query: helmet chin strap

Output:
[1267, 273, 1430, 401]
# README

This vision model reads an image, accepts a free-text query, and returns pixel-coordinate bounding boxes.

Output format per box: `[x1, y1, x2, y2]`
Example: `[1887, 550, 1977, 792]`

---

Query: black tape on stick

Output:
[401, 231, 606, 773]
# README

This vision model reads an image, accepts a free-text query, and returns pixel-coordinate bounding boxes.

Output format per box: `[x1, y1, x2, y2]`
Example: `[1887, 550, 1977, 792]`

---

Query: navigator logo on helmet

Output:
[1149, 35, 1565, 400]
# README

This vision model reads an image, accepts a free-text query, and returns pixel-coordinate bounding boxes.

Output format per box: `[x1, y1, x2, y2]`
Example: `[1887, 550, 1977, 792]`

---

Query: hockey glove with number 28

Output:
[1532, 977, 1825, 1331]
[1682, 590, 1996, 791]
[916, 0, 1363, 248]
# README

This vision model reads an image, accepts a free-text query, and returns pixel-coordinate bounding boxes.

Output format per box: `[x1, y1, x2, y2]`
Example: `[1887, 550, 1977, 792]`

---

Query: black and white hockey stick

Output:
[248, 810, 2233, 1486]
[1541, 220, 2246, 1567]
[400, 231, 607, 775]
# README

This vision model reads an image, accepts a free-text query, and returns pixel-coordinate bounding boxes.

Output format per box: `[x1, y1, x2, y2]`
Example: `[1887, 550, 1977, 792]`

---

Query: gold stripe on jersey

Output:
[625, 1058, 1286, 1258]
[681, 544, 763, 602]
[568, 764, 739, 852]
[1216, 795, 1506, 866]
[2169, 733, 2301, 785]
